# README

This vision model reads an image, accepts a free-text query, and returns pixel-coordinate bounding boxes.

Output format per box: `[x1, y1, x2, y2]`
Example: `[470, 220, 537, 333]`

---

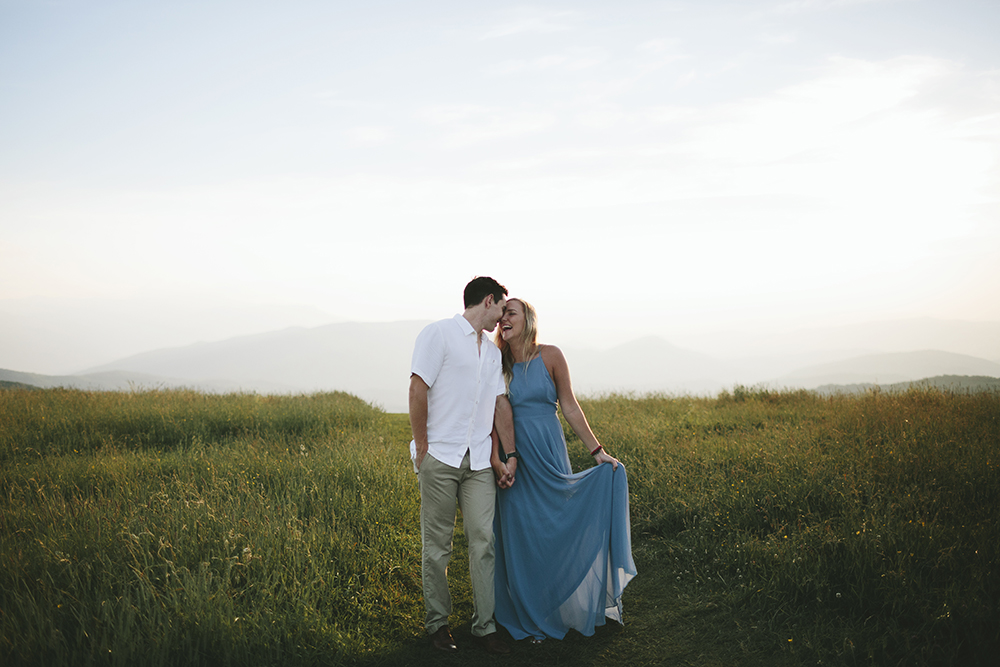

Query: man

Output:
[408, 276, 516, 654]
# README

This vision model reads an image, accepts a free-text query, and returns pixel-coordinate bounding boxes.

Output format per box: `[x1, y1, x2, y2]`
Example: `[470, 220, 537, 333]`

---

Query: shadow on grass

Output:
[346, 539, 800, 667]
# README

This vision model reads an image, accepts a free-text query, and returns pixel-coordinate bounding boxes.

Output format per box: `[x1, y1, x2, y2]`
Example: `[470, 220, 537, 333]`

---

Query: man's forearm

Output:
[409, 376, 429, 461]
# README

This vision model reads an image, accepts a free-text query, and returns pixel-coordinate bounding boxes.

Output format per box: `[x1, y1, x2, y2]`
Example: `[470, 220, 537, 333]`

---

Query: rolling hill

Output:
[4, 322, 999, 412]
[774, 350, 1000, 388]
[814, 375, 1000, 395]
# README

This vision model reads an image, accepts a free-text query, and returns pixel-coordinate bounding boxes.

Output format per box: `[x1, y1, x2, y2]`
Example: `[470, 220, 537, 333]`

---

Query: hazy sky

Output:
[3, 0, 999, 356]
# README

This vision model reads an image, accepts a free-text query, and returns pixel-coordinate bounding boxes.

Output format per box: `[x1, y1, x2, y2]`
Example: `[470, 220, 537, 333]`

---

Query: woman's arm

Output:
[490, 425, 514, 488]
[543, 345, 619, 468]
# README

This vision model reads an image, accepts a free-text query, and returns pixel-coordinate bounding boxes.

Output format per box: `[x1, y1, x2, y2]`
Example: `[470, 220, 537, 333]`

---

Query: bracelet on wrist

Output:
[590, 445, 603, 456]
[502, 450, 519, 463]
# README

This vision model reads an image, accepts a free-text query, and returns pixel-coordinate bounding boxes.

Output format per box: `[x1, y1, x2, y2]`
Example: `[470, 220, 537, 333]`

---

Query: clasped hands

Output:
[492, 456, 517, 489]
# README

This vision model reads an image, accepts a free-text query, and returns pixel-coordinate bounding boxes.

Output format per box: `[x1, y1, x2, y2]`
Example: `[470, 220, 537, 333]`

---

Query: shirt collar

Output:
[453, 313, 477, 337]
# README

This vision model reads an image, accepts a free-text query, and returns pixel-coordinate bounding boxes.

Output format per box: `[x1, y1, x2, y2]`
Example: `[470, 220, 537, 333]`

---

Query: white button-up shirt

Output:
[410, 314, 505, 471]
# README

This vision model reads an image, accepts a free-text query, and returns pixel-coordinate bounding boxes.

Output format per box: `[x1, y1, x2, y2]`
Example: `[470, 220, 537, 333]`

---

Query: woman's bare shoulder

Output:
[538, 344, 567, 365]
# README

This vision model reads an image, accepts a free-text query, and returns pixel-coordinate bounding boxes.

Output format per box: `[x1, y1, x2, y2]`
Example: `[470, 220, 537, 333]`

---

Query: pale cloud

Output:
[4, 2, 998, 339]
[313, 92, 381, 111]
[625, 55, 1000, 271]
[774, 0, 908, 14]
[402, 53, 1000, 263]
[421, 105, 555, 148]
[480, 8, 579, 39]
[635, 39, 688, 57]
[640, 106, 699, 125]
[420, 104, 488, 125]
[756, 31, 798, 45]
[632, 37, 690, 62]
[445, 113, 555, 148]
[684, 56, 951, 165]
[345, 126, 392, 145]
[487, 52, 605, 76]
[573, 106, 627, 129]
[630, 40, 689, 70]
[482, 148, 610, 172]
[672, 56, 747, 88]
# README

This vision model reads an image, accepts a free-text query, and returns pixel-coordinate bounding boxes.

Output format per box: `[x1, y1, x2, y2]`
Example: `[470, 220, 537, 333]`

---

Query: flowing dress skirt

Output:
[494, 359, 636, 641]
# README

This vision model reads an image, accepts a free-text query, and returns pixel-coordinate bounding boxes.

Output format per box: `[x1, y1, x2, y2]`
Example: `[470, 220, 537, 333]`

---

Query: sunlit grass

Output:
[578, 386, 999, 665]
[1, 389, 418, 666]
[1, 386, 997, 666]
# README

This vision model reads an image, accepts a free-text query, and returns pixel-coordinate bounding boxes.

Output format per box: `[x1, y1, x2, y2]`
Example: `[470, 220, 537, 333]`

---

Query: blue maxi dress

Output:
[494, 358, 637, 641]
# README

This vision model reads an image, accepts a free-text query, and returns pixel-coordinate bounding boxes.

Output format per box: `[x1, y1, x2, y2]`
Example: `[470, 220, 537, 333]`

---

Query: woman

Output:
[491, 298, 636, 642]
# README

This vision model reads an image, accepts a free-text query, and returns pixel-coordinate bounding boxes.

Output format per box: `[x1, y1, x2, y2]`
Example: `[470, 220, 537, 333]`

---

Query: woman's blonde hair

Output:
[495, 298, 538, 391]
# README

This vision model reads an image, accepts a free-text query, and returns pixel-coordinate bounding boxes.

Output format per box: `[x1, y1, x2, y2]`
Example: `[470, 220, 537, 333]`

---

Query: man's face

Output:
[483, 296, 506, 332]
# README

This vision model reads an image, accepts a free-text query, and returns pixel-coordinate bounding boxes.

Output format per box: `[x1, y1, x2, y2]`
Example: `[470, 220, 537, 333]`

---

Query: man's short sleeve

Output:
[495, 363, 506, 397]
[411, 323, 445, 388]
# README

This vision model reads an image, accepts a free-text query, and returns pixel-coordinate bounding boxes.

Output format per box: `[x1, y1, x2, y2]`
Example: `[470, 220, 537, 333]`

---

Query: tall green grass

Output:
[1, 389, 419, 666]
[1, 386, 997, 666]
[576, 386, 999, 665]
[0, 388, 379, 461]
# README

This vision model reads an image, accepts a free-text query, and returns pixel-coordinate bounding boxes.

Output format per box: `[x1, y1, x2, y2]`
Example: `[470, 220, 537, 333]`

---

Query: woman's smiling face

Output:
[500, 299, 525, 342]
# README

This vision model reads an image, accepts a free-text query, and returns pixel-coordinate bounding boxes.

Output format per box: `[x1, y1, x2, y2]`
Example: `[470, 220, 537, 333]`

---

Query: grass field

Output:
[1, 386, 997, 666]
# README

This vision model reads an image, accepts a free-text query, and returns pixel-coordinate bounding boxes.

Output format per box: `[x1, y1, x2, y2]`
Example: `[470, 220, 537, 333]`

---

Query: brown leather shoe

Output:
[473, 631, 510, 654]
[430, 625, 457, 652]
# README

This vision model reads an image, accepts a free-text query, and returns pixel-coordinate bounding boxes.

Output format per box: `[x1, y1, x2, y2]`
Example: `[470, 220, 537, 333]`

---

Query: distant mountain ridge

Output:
[75, 321, 431, 411]
[0, 378, 38, 390]
[3, 320, 999, 412]
[565, 336, 737, 395]
[674, 317, 1000, 362]
[814, 375, 1000, 395]
[0, 367, 297, 394]
[0, 297, 336, 375]
[774, 350, 1000, 388]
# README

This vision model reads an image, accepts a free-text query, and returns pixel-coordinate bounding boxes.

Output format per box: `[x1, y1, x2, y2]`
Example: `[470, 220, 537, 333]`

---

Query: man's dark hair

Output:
[464, 276, 508, 308]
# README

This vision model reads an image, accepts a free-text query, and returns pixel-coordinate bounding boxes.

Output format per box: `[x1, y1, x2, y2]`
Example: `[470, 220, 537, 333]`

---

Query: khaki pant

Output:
[419, 451, 497, 637]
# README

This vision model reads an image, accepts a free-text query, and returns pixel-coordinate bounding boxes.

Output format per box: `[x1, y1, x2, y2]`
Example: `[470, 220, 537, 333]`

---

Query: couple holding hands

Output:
[409, 277, 636, 654]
